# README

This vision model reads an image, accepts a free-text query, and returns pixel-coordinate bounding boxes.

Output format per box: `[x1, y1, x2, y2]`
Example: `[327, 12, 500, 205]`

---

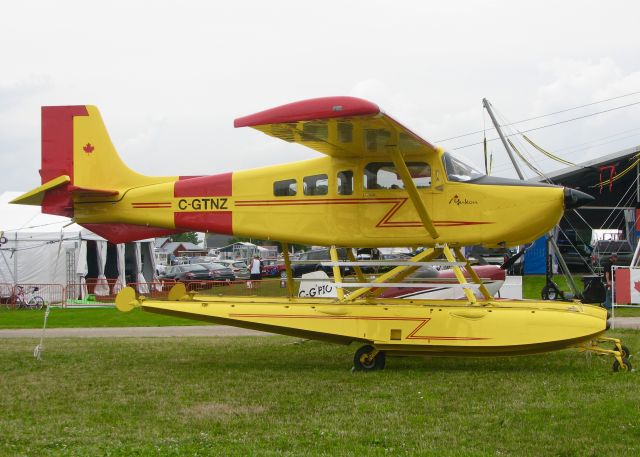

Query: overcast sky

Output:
[1, 0, 640, 192]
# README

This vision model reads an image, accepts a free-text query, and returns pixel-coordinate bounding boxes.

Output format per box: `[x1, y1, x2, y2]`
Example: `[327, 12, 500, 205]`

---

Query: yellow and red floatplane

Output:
[12, 97, 630, 371]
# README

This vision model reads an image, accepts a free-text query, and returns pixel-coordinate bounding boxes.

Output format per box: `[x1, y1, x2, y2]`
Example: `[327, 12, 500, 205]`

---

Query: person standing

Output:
[603, 253, 618, 309]
[249, 255, 262, 288]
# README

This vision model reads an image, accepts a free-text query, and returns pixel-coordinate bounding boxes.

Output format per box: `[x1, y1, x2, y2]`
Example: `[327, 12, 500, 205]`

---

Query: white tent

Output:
[0, 192, 158, 303]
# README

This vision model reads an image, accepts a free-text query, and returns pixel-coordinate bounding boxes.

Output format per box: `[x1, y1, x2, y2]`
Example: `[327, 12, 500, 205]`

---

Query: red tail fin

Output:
[40, 106, 89, 216]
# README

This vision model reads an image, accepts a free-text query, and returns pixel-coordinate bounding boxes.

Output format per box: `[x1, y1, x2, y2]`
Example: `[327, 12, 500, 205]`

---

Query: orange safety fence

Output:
[0, 283, 65, 309]
[64, 279, 179, 307]
[1, 277, 293, 309]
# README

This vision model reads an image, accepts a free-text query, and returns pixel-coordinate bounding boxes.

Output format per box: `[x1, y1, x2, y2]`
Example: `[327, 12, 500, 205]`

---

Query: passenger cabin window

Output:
[364, 162, 431, 190]
[274, 179, 297, 196]
[303, 174, 328, 196]
[337, 170, 353, 195]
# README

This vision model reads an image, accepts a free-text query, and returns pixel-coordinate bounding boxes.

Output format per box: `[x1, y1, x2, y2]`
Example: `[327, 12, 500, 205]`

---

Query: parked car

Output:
[291, 248, 350, 277]
[261, 258, 286, 277]
[208, 260, 249, 280]
[591, 240, 634, 271]
[466, 245, 523, 275]
[200, 263, 236, 282]
[467, 245, 511, 265]
[160, 264, 216, 283]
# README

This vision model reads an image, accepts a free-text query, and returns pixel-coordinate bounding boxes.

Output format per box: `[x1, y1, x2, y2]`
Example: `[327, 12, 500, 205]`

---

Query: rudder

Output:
[13, 105, 173, 217]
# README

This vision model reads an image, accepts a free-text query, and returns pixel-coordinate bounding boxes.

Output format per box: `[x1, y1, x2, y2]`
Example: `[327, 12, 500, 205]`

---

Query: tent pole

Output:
[14, 232, 18, 284]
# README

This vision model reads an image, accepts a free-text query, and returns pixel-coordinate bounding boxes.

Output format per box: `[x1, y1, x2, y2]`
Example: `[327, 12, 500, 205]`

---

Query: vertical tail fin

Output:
[12, 105, 171, 217]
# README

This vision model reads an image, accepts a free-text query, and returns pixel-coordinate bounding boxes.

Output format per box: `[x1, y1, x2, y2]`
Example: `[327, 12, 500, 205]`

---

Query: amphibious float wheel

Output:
[353, 345, 386, 371]
[541, 285, 558, 300]
[616, 344, 632, 359]
[612, 358, 632, 372]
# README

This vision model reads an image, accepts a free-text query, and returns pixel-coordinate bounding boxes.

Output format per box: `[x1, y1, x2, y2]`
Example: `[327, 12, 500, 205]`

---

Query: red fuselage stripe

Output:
[234, 198, 492, 228]
[227, 313, 489, 341]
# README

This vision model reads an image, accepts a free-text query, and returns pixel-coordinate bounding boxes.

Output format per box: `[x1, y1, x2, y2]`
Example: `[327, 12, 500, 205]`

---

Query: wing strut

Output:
[282, 242, 295, 298]
[330, 245, 345, 300]
[454, 246, 493, 300]
[343, 248, 440, 302]
[385, 137, 439, 240]
[441, 245, 477, 304]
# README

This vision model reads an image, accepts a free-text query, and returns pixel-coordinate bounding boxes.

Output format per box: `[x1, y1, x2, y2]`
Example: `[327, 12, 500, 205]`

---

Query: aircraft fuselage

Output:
[74, 151, 565, 247]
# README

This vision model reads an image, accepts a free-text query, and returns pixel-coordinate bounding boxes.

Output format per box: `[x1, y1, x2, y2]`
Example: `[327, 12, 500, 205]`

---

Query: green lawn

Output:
[0, 307, 210, 329]
[522, 274, 585, 299]
[1, 332, 638, 456]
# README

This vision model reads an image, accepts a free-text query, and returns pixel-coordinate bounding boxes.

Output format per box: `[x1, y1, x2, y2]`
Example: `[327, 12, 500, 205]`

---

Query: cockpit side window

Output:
[442, 152, 485, 182]
[364, 162, 431, 190]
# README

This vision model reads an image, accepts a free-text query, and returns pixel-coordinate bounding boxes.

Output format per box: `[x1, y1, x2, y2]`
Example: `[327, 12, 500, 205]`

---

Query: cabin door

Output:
[359, 161, 435, 242]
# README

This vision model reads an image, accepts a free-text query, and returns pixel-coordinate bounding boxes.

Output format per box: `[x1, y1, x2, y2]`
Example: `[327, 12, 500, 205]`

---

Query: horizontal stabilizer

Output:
[68, 185, 119, 197]
[10, 175, 71, 206]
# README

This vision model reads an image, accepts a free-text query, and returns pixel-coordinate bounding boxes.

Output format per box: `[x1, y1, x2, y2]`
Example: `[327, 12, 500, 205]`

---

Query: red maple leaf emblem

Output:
[634, 281, 640, 293]
[83, 143, 95, 154]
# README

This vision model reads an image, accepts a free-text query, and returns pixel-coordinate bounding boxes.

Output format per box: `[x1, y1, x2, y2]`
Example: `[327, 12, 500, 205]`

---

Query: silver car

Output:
[214, 260, 250, 280]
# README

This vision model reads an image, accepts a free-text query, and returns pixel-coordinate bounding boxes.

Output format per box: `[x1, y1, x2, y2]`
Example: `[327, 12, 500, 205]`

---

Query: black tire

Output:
[28, 296, 45, 310]
[353, 345, 386, 371]
[613, 357, 632, 372]
[541, 285, 558, 301]
[615, 344, 632, 359]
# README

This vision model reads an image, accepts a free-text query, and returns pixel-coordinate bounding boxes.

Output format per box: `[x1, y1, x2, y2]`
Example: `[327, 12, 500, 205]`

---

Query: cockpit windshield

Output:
[442, 151, 485, 182]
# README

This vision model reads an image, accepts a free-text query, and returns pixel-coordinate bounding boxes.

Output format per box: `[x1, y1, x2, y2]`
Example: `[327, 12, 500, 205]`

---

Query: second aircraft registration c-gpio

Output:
[12, 96, 631, 372]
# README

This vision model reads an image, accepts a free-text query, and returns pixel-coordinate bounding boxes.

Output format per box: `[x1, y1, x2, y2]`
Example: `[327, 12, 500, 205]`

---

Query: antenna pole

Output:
[483, 98, 580, 297]
[482, 98, 525, 180]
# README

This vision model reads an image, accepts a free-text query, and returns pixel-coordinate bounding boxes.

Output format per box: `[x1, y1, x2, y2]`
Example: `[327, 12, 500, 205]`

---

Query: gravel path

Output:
[610, 316, 640, 329]
[0, 317, 638, 338]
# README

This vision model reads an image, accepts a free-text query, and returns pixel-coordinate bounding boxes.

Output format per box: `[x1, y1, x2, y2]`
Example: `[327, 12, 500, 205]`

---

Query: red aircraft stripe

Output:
[227, 313, 490, 341]
[175, 211, 232, 235]
[235, 198, 492, 228]
[174, 172, 232, 197]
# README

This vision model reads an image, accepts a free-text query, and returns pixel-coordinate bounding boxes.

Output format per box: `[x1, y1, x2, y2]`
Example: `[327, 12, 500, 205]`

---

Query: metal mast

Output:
[482, 98, 525, 180]
[482, 98, 580, 298]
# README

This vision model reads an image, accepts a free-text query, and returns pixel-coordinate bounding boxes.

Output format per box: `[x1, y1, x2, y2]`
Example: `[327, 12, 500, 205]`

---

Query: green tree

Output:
[170, 232, 199, 245]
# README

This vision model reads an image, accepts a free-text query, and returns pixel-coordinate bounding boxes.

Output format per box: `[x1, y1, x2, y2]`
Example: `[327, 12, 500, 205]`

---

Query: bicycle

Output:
[14, 285, 45, 310]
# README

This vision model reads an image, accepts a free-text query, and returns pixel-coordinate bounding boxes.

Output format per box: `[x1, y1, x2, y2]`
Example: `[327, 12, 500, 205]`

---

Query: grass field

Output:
[1, 331, 639, 456]
[0, 307, 210, 329]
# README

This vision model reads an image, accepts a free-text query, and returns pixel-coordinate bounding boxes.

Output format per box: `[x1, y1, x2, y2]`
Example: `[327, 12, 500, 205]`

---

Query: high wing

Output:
[234, 96, 437, 158]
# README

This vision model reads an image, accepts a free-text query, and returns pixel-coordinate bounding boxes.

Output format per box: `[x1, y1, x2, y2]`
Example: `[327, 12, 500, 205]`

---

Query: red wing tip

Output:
[234, 96, 380, 128]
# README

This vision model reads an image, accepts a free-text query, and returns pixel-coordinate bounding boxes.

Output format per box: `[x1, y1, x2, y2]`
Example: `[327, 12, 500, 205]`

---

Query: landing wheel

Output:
[615, 344, 632, 359]
[353, 345, 386, 371]
[613, 358, 632, 372]
[541, 285, 558, 300]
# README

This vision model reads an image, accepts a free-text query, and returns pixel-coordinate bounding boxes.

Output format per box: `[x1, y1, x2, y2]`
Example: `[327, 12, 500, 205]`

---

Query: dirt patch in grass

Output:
[183, 402, 266, 419]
